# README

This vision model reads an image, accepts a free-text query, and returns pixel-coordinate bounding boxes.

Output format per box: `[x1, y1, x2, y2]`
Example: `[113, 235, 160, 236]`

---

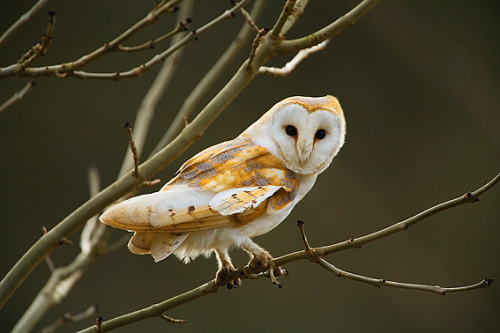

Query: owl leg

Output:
[214, 249, 241, 289]
[241, 238, 284, 279]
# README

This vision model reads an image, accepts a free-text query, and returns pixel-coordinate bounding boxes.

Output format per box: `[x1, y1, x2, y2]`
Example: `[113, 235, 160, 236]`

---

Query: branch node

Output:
[41, 226, 56, 272]
[94, 316, 103, 332]
[43, 224, 72, 246]
[59, 238, 73, 246]
[237, 3, 260, 32]
[190, 30, 198, 41]
[464, 191, 480, 203]
[245, 28, 268, 73]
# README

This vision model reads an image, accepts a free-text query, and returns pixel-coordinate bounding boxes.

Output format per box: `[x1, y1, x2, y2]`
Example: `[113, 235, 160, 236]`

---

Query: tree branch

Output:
[16, 9, 56, 71]
[119, 0, 194, 177]
[11, 4, 195, 329]
[269, 0, 298, 38]
[270, 172, 500, 266]
[76, 172, 498, 331]
[259, 40, 328, 76]
[0, 0, 182, 79]
[274, 0, 380, 54]
[0, 0, 253, 81]
[10, 168, 110, 333]
[0, 0, 379, 311]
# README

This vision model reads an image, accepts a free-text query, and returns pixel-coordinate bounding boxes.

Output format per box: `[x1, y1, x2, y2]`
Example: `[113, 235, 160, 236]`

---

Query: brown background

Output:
[1, 1, 499, 332]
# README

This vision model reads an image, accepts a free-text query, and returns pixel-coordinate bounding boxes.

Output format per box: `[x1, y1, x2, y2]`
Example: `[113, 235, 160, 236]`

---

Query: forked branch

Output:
[76, 172, 498, 332]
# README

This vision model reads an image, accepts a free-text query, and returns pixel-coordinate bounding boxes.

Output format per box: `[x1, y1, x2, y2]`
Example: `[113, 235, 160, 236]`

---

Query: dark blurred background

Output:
[1, 1, 499, 332]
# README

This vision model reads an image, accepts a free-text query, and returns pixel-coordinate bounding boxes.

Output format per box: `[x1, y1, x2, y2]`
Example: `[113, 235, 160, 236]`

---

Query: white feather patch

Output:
[209, 185, 281, 215]
[100, 186, 215, 230]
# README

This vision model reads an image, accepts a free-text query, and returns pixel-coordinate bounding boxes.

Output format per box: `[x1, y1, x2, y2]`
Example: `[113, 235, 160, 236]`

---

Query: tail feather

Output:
[128, 232, 188, 262]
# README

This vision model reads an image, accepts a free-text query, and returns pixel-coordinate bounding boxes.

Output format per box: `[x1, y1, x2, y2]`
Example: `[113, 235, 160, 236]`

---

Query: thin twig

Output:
[316, 259, 493, 295]
[124, 123, 140, 179]
[39, 10, 56, 55]
[117, 18, 192, 52]
[296, 219, 312, 252]
[159, 313, 187, 324]
[259, 40, 328, 76]
[16, 10, 56, 69]
[269, 0, 298, 38]
[238, 5, 259, 32]
[40, 304, 98, 333]
[0, 0, 49, 48]
[0, 81, 35, 114]
[0, 0, 250, 80]
[119, 1, 193, 178]
[0, 0, 182, 79]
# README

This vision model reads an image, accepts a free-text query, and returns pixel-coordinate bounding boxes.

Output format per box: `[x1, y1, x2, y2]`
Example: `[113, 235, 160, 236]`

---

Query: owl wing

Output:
[100, 139, 298, 234]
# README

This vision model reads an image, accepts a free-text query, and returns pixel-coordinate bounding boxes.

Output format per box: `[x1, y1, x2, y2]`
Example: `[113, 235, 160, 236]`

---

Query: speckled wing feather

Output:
[100, 139, 298, 234]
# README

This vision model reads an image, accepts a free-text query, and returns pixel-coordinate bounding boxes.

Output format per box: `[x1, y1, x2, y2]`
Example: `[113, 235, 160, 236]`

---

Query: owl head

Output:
[243, 95, 346, 175]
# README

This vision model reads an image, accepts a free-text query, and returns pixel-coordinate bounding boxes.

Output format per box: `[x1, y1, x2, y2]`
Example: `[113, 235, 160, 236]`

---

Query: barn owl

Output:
[100, 95, 346, 288]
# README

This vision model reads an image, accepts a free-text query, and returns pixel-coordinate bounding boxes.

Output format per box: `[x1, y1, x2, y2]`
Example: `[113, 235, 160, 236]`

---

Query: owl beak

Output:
[297, 141, 312, 166]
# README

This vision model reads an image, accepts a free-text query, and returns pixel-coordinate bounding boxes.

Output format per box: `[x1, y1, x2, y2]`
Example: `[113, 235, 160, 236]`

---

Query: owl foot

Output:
[249, 252, 286, 287]
[215, 249, 241, 289]
[216, 265, 242, 290]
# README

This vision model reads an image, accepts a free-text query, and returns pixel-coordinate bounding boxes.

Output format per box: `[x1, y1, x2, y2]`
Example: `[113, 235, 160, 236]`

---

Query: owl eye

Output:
[315, 129, 326, 140]
[285, 125, 297, 137]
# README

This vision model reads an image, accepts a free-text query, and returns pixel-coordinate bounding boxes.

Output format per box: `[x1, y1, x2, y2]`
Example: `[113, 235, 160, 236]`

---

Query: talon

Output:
[226, 280, 241, 290]
[268, 262, 284, 287]
[216, 266, 241, 290]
